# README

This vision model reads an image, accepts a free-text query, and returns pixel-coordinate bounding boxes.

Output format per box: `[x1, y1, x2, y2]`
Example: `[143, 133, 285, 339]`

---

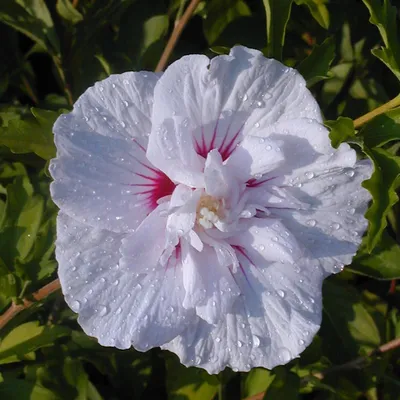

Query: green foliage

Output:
[263, 0, 293, 60]
[294, 0, 329, 29]
[297, 36, 335, 87]
[0, 0, 399, 399]
[362, 0, 400, 80]
[0, 108, 60, 160]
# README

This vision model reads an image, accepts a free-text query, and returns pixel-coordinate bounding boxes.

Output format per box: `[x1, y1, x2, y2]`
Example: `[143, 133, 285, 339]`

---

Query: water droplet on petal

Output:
[237, 340, 243, 348]
[305, 171, 314, 179]
[243, 94, 248, 102]
[259, 244, 265, 251]
[98, 305, 108, 316]
[299, 339, 305, 345]
[216, 337, 221, 343]
[306, 219, 317, 227]
[254, 122, 260, 128]
[346, 170, 355, 177]
[71, 300, 81, 312]
[277, 289, 286, 298]
[265, 145, 272, 151]
[253, 335, 260, 348]
[116, 307, 122, 315]
[347, 208, 356, 215]
[331, 223, 341, 230]
[278, 347, 292, 363]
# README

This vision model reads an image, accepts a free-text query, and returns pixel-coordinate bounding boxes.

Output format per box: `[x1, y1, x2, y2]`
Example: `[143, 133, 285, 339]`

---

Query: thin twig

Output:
[0, 278, 61, 332]
[155, 0, 201, 72]
[353, 94, 400, 129]
[243, 336, 400, 400]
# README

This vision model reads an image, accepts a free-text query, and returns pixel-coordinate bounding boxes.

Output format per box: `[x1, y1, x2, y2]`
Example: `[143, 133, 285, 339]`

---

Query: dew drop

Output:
[265, 145, 272, 151]
[116, 307, 122, 315]
[347, 208, 356, 215]
[331, 222, 341, 230]
[277, 289, 286, 298]
[237, 340, 243, 348]
[254, 122, 260, 128]
[278, 347, 292, 363]
[242, 94, 248, 102]
[98, 305, 108, 316]
[71, 300, 81, 312]
[345, 170, 355, 177]
[259, 244, 265, 251]
[253, 335, 260, 348]
[258, 138, 265, 144]
[306, 219, 317, 227]
[256, 100, 264, 107]
[299, 339, 305, 345]
[305, 171, 314, 179]
[216, 337, 221, 343]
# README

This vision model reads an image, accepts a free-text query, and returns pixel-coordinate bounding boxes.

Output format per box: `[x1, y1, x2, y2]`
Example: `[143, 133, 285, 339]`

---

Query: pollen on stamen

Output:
[196, 195, 224, 229]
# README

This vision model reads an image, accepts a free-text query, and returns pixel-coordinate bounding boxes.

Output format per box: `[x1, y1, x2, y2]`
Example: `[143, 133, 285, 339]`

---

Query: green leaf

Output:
[359, 107, 400, 148]
[56, 0, 83, 24]
[322, 279, 381, 357]
[263, 0, 293, 60]
[0, 107, 60, 160]
[262, 368, 300, 399]
[362, 0, 400, 80]
[294, 0, 330, 29]
[0, 0, 59, 54]
[0, 175, 44, 266]
[325, 117, 356, 148]
[349, 230, 400, 280]
[204, 0, 251, 45]
[0, 321, 71, 364]
[0, 379, 62, 400]
[242, 368, 274, 398]
[362, 147, 400, 251]
[297, 37, 335, 87]
[166, 354, 219, 400]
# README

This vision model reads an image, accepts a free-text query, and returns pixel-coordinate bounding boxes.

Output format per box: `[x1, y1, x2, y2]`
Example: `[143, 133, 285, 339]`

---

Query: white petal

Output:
[147, 116, 205, 187]
[56, 212, 194, 351]
[151, 46, 321, 164]
[271, 160, 372, 273]
[51, 72, 175, 232]
[204, 150, 232, 197]
[63, 71, 159, 141]
[229, 218, 304, 265]
[225, 136, 284, 181]
[119, 204, 168, 273]
[163, 252, 323, 373]
[181, 241, 240, 324]
[254, 118, 356, 181]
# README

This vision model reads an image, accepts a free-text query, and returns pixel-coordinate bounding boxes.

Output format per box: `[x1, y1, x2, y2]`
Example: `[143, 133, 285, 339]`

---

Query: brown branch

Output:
[72, 0, 79, 8]
[155, 0, 202, 73]
[0, 278, 61, 332]
[243, 336, 400, 400]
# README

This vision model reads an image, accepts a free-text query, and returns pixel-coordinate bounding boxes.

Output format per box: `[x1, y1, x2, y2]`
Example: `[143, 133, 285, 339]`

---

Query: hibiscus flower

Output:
[50, 46, 371, 374]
